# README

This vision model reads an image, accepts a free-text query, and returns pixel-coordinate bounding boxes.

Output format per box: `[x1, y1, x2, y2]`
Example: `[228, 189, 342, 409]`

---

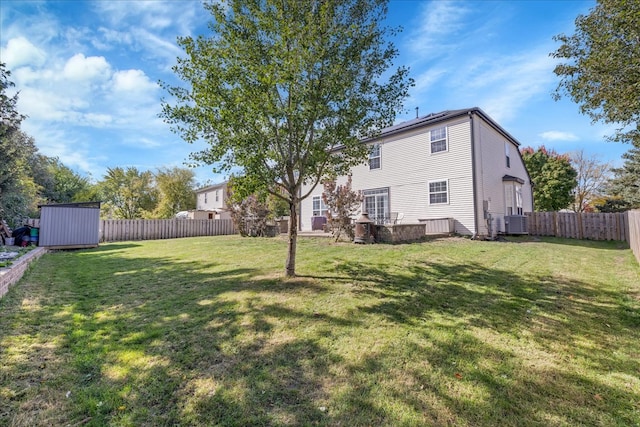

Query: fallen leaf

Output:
[594, 394, 603, 401]
[455, 373, 463, 380]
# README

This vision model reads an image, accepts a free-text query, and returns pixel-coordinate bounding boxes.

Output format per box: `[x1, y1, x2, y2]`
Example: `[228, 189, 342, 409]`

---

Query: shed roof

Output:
[38, 201, 101, 209]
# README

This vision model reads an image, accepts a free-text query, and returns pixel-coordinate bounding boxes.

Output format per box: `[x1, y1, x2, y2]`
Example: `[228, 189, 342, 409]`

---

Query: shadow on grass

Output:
[1, 240, 638, 426]
[328, 258, 640, 425]
[502, 235, 631, 250]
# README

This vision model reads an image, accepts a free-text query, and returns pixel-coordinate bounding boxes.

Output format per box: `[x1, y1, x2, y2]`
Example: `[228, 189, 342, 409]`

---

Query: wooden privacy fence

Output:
[100, 219, 236, 242]
[526, 212, 629, 242]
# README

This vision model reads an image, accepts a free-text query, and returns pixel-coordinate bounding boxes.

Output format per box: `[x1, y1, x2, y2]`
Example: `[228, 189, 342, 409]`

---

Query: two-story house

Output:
[300, 107, 534, 238]
[191, 182, 230, 219]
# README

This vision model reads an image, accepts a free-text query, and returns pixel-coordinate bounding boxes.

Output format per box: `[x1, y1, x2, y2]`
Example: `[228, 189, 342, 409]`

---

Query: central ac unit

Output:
[505, 215, 528, 234]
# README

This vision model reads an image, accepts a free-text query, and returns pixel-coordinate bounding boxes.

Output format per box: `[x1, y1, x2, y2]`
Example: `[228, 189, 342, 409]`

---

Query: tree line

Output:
[1, 63, 198, 227]
[520, 145, 636, 213]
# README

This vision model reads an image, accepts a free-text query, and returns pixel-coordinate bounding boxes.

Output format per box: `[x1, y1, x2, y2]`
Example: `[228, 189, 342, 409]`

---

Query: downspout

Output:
[469, 111, 480, 238]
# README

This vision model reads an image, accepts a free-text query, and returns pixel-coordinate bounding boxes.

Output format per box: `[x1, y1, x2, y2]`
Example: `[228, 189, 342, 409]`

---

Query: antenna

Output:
[415, 106, 419, 118]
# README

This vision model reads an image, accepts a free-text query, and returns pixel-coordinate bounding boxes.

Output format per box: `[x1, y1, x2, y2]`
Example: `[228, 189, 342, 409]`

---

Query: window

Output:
[312, 195, 328, 217]
[363, 188, 389, 224]
[515, 185, 523, 215]
[369, 144, 381, 170]
[505, 143, 511, 168]
[204, 192, 208, 204]
[504, 183, 523, 215]
[430, 126, 447, 154]
[215, 190, 219, 202]
[429, 180, 448, 204]
[505, 184, 514, 215]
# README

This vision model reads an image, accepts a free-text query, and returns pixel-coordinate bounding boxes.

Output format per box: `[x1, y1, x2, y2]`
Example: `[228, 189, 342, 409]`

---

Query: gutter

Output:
[469, 111, 480, 237]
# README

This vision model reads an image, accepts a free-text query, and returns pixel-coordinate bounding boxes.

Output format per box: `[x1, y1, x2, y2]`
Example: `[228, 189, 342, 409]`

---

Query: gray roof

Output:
[195, 181, 227, 193]
[365, 107, 521, 146]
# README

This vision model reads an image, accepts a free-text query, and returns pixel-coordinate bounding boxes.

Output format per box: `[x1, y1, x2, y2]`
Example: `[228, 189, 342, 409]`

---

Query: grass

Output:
[0, 235, 639, 426]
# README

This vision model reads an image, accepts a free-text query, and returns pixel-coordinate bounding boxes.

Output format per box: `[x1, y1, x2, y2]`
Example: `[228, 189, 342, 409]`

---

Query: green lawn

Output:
[1, 235, 639, 426]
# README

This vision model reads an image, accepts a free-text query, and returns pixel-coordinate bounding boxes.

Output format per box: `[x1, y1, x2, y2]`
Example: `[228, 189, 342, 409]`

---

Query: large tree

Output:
[47, 159, 92, 204]
[162, 0, 412, 276]
[152, 167, 196, 218]
[569, 149, 611, 212]
[100, 167, 157, 219]
[521, 146, 578, 212]
[551, 0, 640, 145]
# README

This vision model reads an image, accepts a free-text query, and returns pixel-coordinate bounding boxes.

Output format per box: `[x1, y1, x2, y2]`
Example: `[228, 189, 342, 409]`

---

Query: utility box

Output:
[504, 215, 528, 235]
[39, 202, 101, 249]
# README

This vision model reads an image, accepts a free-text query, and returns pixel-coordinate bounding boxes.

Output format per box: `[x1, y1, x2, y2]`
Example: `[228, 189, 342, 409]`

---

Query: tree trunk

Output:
[285, 200, 298, 277]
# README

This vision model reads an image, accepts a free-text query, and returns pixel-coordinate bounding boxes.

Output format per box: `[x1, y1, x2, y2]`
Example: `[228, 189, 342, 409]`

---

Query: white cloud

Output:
[539, 131, 579, 141]
[62, 53, 111, 82]
[0, 37, 47, 68]
[18, 87, 87, 121]
[465, 50, 557, 122]
[407, 1, 471, 57]
[82, 113, 113, 127]
[20, 122, 100, 174]
[93, 1, 205, 35]
[112, 69, 157, 93]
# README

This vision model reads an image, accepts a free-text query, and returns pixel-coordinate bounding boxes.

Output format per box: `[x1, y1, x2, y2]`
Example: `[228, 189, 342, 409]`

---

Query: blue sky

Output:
[0, 0, 627, 186]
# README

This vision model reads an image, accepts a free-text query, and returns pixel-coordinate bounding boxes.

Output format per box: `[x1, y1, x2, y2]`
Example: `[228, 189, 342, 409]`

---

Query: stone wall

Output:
[376, 224, 427, 243]
[0, 247, 47, 299]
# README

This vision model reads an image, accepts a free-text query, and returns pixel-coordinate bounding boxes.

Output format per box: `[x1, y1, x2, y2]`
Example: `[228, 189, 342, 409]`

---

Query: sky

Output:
[0, 0, 629, 186]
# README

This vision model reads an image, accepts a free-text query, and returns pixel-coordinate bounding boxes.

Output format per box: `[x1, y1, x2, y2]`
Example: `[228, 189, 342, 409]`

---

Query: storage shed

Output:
[38, 202, 101, 249]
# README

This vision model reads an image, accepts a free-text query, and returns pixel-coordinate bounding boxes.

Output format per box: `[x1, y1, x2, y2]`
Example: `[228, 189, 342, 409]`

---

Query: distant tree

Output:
[161, 0, 412, 277]
[100, 167, 157, 219]
[593, 196, 632, 213]
[0, 63, 31, 223]
[322, 175, 362, 241]
[569, 149, 612, 212]
[604, 143, 640, 209]
[153, 167, 196, 218]
[521, 146, 578, 211]
[50, 159, 91, 203]
[551, 0, 640, 145]
[0, 129, 40, 224]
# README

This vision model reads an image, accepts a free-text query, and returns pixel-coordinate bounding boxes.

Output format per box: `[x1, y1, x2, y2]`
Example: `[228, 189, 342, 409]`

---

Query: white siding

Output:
[473, 117, 533, 236]
[301, 118, 476, 234]
[196, 184, 227, 211]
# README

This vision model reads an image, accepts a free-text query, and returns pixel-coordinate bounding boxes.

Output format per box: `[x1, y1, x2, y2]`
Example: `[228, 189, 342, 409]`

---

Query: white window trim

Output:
[363, 187, 390, 224]
[312, 195, 328, 217]
[504, 182, 524, 215]
[505, 143, 511, 168]
[430, 126, 448, 155]
[369, 143, 381, 170]
[428, 179, 449, 205]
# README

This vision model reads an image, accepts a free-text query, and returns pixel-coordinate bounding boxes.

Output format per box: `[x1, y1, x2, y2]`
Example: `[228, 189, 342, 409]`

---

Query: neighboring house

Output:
[300, 107, 534, 238]
[190, 182, 231, 220]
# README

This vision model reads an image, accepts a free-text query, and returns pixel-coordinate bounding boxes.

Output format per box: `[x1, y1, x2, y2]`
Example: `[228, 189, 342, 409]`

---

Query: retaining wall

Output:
[0, 247, 47, 299]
